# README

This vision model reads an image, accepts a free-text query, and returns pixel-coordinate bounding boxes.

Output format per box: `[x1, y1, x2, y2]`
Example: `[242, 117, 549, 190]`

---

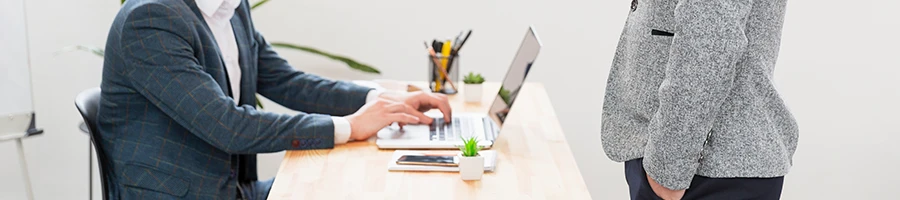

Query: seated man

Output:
[97, 0, 451, 199]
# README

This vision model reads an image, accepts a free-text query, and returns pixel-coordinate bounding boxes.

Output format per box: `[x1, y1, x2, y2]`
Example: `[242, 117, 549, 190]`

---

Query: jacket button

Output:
[630, 0, 638, 12]
[292, 140, 300, 148]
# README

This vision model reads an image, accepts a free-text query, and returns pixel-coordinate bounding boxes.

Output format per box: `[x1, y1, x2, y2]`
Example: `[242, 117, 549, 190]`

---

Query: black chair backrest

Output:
[74, 88, 112, 200]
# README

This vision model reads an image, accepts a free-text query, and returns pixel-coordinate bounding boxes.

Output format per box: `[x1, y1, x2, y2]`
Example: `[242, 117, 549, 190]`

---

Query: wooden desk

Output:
[268, 82, 590, 200]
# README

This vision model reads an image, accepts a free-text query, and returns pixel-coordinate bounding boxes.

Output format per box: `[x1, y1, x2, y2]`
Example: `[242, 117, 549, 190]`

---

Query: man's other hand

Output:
[379, 91, 453, 124]
[647, 173, 686, 200]
[345, 99, 421, 141]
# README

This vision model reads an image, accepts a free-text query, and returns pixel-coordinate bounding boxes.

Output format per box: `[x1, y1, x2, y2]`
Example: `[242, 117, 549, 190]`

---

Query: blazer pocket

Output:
[651, 29, 675, 37]
[121, 163, 190, 197]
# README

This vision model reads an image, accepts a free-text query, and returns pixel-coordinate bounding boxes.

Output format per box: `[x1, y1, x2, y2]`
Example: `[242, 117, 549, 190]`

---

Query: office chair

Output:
[75, 87, 111, 200]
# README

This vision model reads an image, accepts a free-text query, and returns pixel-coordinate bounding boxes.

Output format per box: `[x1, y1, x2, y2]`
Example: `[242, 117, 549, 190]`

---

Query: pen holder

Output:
[428, 54, 460, 94]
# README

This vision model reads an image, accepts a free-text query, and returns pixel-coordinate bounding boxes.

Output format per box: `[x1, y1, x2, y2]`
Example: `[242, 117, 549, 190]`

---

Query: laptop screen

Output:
[487, 27, 542, 128]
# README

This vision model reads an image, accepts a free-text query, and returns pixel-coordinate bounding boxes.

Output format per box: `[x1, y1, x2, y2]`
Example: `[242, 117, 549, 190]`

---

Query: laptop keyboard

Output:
[429, 117, 476, 141]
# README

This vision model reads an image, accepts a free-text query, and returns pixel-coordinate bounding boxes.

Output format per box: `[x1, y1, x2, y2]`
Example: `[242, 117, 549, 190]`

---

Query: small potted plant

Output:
[463, 72, 485, 103]
[457, 136, 484, 180]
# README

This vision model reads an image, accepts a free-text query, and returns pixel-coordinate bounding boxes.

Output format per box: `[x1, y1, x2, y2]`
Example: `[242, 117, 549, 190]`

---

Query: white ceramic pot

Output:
[464, 84, 482, 103]
[458, 154, 484, 180]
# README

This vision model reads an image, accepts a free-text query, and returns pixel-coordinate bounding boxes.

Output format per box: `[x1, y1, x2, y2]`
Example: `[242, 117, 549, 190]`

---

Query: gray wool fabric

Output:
[601, 0, 799, 190]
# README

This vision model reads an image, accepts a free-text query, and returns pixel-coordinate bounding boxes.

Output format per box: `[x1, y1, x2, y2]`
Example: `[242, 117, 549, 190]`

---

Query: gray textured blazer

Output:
[601, 0, 799, 190]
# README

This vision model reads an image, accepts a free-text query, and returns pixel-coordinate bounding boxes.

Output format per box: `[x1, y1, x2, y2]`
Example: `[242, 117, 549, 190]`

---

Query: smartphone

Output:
[396, 155, 458, 167]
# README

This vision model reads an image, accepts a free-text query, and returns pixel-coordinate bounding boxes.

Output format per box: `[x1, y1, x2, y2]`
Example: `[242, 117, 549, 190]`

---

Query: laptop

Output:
[376, 26, 542, 149]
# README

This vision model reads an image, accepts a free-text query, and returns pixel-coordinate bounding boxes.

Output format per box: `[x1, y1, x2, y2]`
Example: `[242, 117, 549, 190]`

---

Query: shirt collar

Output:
[196, 0, 224, 17]
[196, 0, 241, 17]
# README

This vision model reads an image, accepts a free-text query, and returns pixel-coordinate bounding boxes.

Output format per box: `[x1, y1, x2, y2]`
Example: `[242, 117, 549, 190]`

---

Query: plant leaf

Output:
[271, 42, 381, 74]
[459, 136, 481, 157]
[255, 95, 265, 109]
[251, 0, 271, 10]
[60, 45, 105, 57]
[464, 72, 485, 84]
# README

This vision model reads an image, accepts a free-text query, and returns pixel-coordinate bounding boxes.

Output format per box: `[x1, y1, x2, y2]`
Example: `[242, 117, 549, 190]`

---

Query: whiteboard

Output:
[0, 0, 35, 134]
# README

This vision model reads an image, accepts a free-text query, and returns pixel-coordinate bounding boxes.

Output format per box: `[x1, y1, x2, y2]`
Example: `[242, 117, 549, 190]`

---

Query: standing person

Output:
[601, 0, 799, 199]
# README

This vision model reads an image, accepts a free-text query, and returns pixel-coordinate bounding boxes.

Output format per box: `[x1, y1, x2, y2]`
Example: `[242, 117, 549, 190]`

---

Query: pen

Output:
[453, 30, 473, 54]
[424, 42, 458, 91]
[453, 31, 464, 49]
[446, 30, 472, 78]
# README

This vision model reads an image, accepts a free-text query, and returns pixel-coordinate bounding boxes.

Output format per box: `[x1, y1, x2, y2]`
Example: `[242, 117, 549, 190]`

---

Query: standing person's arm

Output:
[644, 0, 753, 195]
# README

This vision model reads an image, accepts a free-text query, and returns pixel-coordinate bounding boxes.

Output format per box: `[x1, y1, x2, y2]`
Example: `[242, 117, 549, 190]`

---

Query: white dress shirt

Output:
[197, 0, 379, 144]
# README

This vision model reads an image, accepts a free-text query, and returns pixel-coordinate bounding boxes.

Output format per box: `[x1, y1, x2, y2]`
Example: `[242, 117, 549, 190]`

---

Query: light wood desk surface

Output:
[268, 82, 590, 200]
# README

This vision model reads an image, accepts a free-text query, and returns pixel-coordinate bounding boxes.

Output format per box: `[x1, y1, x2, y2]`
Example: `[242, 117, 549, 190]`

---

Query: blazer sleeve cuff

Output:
[642, 152, 700, 190]
[285, 114, 337, 150]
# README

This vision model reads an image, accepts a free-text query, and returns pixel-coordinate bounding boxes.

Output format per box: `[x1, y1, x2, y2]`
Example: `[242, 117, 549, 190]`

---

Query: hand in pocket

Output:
[646, 173, 685, 200]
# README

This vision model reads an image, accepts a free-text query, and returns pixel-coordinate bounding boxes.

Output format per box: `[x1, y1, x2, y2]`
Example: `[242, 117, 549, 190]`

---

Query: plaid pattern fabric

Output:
[97, 0, 371, 199]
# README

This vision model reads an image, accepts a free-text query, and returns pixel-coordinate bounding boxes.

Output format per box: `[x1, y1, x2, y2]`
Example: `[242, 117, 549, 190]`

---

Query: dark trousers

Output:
[237, 178, 275, 200]
[625, 158, 784, 200]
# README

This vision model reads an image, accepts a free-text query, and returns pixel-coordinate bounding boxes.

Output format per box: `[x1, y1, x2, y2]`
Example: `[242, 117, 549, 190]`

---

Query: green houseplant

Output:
[463, 72, 484, 103]
[463, 72, 484, 85]
[66, 0, 380, 108]
[458, 136, 484, 180]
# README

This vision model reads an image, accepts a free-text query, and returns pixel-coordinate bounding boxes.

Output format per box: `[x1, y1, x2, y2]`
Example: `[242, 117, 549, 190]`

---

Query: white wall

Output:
[1, 0, 898, 199]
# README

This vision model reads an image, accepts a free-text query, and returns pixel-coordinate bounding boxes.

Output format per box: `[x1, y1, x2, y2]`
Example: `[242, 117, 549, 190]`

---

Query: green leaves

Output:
[463, 72, 485, 84]
[458, 136, 481, 157]
[251, 0, 271, 9]
[255, 96, 264, 109]
[271, 42, 381, 74]
[255, 1, 380, 74]
[61, 45, 105, 57]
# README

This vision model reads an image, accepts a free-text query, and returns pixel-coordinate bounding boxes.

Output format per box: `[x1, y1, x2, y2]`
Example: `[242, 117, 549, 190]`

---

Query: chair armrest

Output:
[26, 128, 43, 137]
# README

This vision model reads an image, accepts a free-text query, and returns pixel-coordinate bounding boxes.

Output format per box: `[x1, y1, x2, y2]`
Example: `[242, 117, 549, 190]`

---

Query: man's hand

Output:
[345, 99, 422, 141]
[344, 91, 454, 141]
[379, 91, 453, 124]
[647, 174, 686, 200]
